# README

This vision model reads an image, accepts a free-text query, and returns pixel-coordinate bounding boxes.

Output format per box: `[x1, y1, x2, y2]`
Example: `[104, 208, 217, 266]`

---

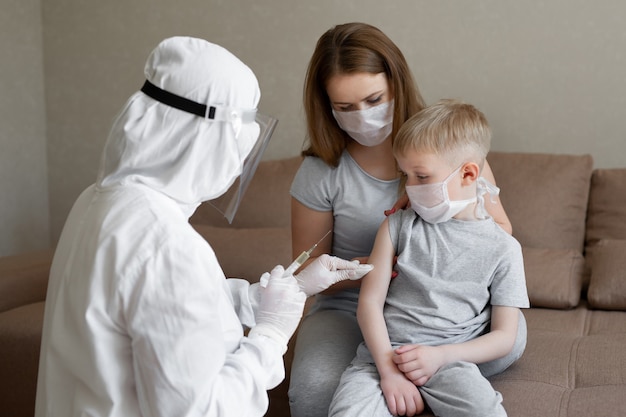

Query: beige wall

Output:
[0, 0, 49, 256]
[2, 0, 625, 254]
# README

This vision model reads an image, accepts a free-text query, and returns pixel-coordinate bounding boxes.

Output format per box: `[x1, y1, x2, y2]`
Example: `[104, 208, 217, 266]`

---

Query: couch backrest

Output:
[584, 168, 626, 310]
[189, 151, 626, 308]
[585, 169, 626, 245]
[189, 156, 302, 280]
[488, 152, 594, 309]
[190, 156, 303, 229]
[488, 152, 593, 251]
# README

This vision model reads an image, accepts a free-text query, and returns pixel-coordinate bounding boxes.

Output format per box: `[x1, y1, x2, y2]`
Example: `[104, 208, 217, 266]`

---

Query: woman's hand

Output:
[384, 193, 409, 216]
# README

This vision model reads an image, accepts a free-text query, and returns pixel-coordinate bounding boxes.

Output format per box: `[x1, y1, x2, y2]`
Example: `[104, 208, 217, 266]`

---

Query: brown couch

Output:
[1, 152, 625, 417]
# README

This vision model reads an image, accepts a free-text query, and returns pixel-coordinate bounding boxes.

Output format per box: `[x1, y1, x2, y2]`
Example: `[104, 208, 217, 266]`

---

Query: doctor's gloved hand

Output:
[249, 265, 306, 350]
[295, 254, 373, 297]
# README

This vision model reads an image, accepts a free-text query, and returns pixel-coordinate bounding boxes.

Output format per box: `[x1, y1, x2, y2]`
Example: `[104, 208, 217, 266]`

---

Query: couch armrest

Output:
[0, 249, 54, 313]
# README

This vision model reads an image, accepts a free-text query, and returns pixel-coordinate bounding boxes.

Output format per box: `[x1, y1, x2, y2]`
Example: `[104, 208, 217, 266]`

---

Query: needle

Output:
[259, 229, 332, 287]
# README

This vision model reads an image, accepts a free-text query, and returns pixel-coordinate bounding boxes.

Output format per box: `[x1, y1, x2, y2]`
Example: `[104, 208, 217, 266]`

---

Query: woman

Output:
[288, 23, 512, 417]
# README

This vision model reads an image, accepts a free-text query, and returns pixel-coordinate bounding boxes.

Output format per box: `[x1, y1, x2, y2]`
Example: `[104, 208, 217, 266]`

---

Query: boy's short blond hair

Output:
[393, 99, 491, 168]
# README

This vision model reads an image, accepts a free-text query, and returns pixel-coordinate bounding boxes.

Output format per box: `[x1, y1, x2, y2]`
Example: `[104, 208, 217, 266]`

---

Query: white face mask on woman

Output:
[332, 100, 394, 147]
[406, 165, 477, 224]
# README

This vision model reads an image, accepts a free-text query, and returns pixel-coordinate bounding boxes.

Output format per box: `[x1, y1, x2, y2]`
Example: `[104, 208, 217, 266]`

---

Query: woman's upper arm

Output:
[482, 160, 513, 235]
[291, 197, 333, 259]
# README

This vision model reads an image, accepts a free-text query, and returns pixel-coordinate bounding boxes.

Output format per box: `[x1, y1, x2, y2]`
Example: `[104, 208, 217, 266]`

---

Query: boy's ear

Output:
[460, 162, 480, 185]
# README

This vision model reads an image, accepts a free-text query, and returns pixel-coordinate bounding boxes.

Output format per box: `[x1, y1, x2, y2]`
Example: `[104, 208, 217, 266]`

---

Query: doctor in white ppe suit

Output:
[35, 36, 372, 417]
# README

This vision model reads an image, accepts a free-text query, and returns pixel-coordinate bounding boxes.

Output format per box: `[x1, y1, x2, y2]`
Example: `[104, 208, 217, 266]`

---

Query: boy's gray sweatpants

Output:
[329, 313, 527, 417]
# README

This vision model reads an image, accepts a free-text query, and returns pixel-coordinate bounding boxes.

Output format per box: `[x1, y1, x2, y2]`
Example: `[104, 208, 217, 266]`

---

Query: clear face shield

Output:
[208, 112, 278, 223]
[140, 80, 278, 223]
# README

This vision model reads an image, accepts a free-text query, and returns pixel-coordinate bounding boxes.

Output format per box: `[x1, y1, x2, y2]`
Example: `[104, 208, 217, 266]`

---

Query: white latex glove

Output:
[249, 265, 306, 350]
[295, 254, 374, 297]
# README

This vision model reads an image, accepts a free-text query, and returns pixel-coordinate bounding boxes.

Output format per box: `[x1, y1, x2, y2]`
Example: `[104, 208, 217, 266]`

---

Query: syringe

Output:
[283, 229, 332, 277]
[260, 229, 332, 287]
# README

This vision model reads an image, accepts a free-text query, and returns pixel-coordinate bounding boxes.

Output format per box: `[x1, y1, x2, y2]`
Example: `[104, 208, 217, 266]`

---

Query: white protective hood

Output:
[97, 37, 261, 217]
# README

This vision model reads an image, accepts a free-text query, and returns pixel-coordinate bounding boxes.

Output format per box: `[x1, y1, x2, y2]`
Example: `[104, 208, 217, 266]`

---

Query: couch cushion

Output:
[567, 386, 626, 417]
[488, 152, 593, 251]
[190, 156, 302, 229]
[587, 239, 626, 310]
[193, 225, 291, 282]
[490, 306, 626, 417]
[488, 152, 593, 309]
[585, 169, 626, 244]
[522, 247, 584, 309]
[584, 168, 626, 291]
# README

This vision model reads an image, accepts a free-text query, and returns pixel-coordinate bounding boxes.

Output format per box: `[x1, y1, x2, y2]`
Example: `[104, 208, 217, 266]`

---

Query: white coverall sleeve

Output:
[122, 239, 284, 417]
[225, 279, 261, 329]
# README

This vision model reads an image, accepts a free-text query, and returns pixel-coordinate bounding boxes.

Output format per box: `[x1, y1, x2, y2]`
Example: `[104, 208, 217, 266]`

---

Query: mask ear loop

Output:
[475, 177, 500, 219]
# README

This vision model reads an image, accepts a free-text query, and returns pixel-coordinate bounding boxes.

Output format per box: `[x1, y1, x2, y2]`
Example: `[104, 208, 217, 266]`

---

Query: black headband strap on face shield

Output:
[141, 80, 216, 119]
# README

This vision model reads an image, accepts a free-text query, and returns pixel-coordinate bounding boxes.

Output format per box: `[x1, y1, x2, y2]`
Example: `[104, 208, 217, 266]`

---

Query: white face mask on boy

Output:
[332, 100, 394, 147]
[406, 165, 477, 224]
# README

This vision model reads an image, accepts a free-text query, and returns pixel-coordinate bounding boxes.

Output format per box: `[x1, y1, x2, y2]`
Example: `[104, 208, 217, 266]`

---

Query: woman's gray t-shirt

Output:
[290, 151, 400, 309]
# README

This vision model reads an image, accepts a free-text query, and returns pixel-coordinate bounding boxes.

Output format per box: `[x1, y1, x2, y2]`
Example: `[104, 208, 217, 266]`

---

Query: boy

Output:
[329, 99, 529, 417]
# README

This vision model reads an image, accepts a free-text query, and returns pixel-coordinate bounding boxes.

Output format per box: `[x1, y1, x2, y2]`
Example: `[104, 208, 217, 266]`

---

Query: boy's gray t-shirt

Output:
[385, 209, 529, 348]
